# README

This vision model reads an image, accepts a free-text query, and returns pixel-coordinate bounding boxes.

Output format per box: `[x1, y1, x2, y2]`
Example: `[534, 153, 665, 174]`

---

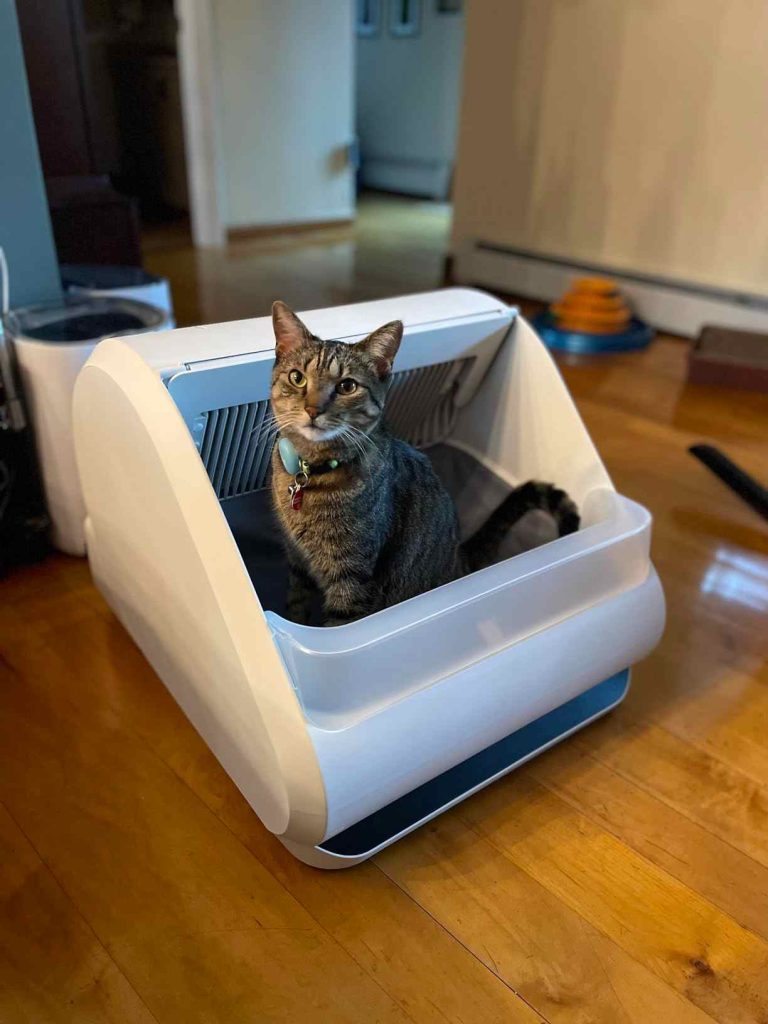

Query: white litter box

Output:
[73, 289, 665, 868]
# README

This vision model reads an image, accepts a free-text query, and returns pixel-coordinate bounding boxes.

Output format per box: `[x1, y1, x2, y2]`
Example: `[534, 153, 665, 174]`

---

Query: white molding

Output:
[454, 244, 768, 338]
[360, 156, 452, 200]
[176, 0, 226, 248]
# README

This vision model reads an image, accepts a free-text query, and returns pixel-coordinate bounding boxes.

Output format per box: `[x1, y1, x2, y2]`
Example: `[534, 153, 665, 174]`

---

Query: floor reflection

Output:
[700, 546, 768, 612]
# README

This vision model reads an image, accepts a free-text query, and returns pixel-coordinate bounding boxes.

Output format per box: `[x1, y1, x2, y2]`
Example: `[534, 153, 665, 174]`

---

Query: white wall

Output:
[451, 0, 768, 299]
[212, 0, 355, 230]
[356, 4, 465, 200]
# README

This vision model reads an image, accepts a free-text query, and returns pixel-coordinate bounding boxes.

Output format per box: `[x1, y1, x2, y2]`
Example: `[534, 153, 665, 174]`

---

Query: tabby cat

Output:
[270, 301, 579, 626]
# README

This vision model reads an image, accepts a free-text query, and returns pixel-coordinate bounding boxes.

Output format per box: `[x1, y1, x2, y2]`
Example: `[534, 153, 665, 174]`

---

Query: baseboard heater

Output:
[454, 241, 768, 339]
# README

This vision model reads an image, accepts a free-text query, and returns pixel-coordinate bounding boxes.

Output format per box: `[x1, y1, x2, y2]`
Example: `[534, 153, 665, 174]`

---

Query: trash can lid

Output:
[3, 296, 168, 344]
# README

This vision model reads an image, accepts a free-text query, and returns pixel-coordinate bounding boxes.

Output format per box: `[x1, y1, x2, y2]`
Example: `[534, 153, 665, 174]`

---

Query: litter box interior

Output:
[168, 329, 559, 625]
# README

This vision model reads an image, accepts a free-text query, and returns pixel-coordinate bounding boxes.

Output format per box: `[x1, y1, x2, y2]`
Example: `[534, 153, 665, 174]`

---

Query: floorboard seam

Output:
[0, 798, 163, 1024]
[372, 859, 552, 1024]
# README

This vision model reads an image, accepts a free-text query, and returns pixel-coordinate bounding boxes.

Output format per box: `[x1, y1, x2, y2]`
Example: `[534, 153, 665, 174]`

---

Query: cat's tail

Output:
[461, 481, 580, 573]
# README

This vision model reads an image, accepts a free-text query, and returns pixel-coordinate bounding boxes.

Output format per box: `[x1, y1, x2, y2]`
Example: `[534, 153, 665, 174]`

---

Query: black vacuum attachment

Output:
[0, 326, 50, 574]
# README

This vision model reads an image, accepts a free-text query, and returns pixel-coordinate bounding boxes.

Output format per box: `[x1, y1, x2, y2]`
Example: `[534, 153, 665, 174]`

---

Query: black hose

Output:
[689, 444, 768, 522]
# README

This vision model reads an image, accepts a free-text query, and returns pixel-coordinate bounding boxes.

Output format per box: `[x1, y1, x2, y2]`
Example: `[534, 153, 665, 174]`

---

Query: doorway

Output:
[107, 1, 190, 233]
[17, 0, 195, 266]
[354, 0, 466, 202]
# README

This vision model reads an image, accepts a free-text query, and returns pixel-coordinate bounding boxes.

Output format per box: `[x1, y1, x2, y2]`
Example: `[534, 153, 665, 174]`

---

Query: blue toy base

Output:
[297, 669, 631, 866]
[533, 312, 654, 354]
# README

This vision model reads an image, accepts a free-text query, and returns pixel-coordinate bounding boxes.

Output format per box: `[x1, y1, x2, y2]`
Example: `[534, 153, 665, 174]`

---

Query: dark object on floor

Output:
[0, 334, 50, 574]
[0, 430, 51, 574]
[688, 325, 768, 392]
[689, 444, 768, 522]
[0, 339, 50, 573]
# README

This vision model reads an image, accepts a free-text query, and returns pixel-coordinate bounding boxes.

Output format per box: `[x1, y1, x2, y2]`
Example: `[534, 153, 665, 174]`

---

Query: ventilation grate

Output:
[197, 357, 473, 500]
[384, 358, 471, 447]
[198, 400, 275, 499]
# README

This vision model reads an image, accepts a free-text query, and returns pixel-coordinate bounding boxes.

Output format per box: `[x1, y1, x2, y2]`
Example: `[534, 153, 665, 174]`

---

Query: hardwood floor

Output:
[143, 193, 454, 329]
[2, 196, 768, 1023]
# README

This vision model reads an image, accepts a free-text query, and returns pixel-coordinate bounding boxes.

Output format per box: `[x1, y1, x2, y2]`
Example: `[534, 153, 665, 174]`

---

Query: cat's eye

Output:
[336, 378, 358, 395]
[288, 369, 307, 388]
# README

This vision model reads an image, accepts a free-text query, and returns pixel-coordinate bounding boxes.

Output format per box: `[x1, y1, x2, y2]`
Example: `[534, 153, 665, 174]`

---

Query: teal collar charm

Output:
[278, 436, 301, 475]
[278, 436, 341, 511]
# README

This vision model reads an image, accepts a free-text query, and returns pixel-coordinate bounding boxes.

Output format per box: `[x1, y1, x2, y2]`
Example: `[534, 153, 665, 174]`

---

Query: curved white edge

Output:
[313, 568, 665, 839]
[122, 287, 514, 371]
[73, 338, 327, 845]
[280, 670, 632, 870]
[267, 489, 649, 658]
[453, 314, 614, 500]
[266, 491, 654, 731]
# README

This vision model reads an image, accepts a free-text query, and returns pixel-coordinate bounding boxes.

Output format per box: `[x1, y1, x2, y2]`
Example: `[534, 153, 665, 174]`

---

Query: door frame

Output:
[175, 0, 226, 247]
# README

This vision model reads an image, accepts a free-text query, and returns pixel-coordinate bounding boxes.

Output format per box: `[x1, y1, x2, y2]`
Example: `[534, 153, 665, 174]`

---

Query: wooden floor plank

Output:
[579, 715, 768, 872]
[0, 612, 415, 1024]
[0, 802, 157, 1024]
[377, 805, 717, 1024]
[529, 740, 768, 942]
[458, 775, 768, 1024]
[251, 833, 545, 1024]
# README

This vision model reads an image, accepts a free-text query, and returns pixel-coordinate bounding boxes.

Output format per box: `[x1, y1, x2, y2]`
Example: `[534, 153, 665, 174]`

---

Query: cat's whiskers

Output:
[252, 422, 279, 447]
[336, 426, 374, 480]
[342, 423, 376, 452]
[342, 425, 378, 474]
[249, 410, 279, 443]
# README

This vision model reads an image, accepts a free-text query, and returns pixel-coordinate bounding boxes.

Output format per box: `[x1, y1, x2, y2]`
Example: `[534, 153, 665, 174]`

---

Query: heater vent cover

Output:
[197, 357, 473, 499]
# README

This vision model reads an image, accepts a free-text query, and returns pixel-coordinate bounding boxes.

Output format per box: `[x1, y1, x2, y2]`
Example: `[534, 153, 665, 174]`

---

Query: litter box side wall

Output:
[452, 315, 613, 514]
[73, 338, 327, 845]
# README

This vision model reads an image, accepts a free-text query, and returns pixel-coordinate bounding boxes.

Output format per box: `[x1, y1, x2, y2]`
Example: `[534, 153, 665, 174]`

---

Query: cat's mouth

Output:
[297, 423, 343, 442]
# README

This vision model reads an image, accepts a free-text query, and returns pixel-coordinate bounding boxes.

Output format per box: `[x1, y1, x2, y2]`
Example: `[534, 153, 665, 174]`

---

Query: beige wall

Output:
[452, 0, 768, 295]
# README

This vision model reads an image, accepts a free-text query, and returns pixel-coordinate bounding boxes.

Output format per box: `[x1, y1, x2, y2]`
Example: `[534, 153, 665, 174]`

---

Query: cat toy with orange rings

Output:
[534, 276, 654, 353]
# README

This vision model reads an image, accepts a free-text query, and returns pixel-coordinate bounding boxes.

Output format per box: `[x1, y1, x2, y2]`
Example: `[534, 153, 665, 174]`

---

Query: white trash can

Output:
[5, 296, 169, 555]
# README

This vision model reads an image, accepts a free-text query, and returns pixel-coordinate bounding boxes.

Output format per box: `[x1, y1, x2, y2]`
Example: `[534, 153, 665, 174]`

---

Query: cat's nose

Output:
[305, 406, 318, 421]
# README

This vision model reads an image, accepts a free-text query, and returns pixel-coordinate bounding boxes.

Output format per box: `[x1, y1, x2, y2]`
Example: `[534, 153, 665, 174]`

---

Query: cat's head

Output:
[270, 300, 403, 448]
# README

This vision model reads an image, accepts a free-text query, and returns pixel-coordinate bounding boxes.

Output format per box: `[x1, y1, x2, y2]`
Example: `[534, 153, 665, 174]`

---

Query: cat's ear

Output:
[272, 301, 312, 360]
[355, 320, 403, 378]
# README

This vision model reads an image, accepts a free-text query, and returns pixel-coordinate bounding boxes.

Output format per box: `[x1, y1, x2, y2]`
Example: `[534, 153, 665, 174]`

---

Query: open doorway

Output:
[106, 1, 189, 235]
[17, 0, 193, 266]
[354, 0, 466, 203]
